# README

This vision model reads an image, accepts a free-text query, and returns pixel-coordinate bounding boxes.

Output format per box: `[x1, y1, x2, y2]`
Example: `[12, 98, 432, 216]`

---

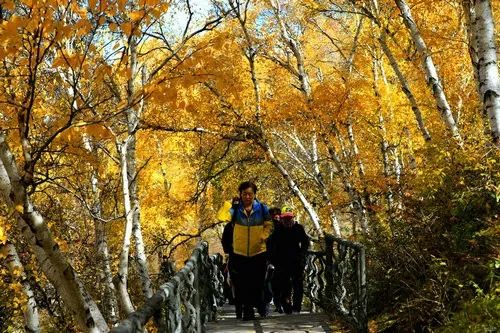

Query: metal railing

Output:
[304, 234, 367, 333]
[111, 234, 366, 332]
[111, 241, 225, 333]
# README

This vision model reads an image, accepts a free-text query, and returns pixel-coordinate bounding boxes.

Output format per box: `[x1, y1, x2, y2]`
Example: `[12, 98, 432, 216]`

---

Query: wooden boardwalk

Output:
[206, 304, 351, 333]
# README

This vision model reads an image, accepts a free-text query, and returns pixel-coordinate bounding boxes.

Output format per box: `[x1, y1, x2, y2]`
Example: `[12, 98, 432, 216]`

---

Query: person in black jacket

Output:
[268, 208, 309, 314]
[267, 207, 282, 312]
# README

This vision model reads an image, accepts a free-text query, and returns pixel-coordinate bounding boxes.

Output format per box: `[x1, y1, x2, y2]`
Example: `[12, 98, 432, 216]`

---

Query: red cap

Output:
[280, 212, 294, 219]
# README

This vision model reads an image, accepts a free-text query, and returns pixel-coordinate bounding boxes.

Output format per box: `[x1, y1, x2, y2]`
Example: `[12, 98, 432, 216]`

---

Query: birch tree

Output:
[107, 0, 224, 302]
[0, 133, 109, 332]
[116, 139, 136, 315]
[222, 0, 324, 235]
[395, 0, 462, 142]
[378, 32, 431, 141]
[267, 0, 342, 235]
[467, 0, 500, 144]
[83, 137, 119, 324]
[1, 242, 40, 332]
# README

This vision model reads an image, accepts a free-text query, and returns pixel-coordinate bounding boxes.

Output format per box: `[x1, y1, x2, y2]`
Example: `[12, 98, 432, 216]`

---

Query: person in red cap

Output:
[267, 207, 309, 314]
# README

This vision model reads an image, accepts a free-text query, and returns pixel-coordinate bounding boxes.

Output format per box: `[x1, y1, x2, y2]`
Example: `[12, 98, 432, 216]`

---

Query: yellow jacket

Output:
[217, 200, 273, 257]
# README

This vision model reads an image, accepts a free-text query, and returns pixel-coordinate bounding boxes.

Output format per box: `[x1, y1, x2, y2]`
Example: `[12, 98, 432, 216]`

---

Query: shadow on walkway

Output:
[206, 304, 351, 333]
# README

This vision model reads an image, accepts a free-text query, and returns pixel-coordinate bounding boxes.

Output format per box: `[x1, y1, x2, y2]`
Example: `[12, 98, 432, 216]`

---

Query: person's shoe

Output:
[242, 313, 255, 321]
[274, 305, 283, 313]
[283, 304, 292, 314]
[258, 304, 270, 318]
[236, 304, 243, 319]
[242, 306, 255, 321]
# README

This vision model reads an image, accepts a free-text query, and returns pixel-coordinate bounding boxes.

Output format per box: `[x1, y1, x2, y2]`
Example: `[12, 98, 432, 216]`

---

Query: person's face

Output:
[240, 187, 255, 206]
[271, 213, 280, 222]
[282, 217, 294, 227]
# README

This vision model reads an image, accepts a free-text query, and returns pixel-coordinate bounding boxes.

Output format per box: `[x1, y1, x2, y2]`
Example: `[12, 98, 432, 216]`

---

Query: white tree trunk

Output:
[395, 0, 462, 142]
[266, 144, 324, 236]
[379, 112, 394, 210]
[275, 131, 338, 235]
[372, 58, 395, 212]
[473, 0, 500, 144]
[0, 134, 108, 333]
[116, 140, 135, 315]
[321, 134, 369, 234]
[379, 33, 432, 141]
[311, 135, 342, 236]
[269, 0, 312, 101]
[83, 137, 119, 324]
[126, 39, 153, 300]
[233, 3, 324, 236]
[2, 242, 40, 332]
[392, 147, 404, 210]
[346, 120, 366, 178]
[463, 0, 481, 96]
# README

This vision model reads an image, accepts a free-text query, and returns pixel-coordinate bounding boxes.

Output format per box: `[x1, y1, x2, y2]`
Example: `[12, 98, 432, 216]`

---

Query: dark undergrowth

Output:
[365, 144, 499, 332]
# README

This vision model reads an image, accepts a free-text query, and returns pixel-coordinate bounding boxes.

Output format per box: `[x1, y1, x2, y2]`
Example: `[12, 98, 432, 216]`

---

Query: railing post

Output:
[358, 246, 367, 333]
[306, 235, 367, 333]
[324, 235, 334, 312]
[112, 241, 224, 333]
[194, 250, 202, 333]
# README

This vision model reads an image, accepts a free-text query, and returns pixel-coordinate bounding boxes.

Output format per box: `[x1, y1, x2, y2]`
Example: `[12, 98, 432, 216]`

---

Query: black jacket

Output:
[221, 221, 234, 255]
[267, 222, 309, 268]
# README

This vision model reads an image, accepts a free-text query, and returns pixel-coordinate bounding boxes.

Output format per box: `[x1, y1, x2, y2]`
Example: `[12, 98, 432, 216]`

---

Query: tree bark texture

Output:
[0, 134, 108, 333]
[395, 0, 462, 142]
[2, 242, 40, 332]
[473, 0, 500, 144]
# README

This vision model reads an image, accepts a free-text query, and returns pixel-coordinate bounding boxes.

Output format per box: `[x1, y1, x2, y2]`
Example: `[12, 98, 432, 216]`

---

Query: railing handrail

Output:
[111, 234, 367, 333]
[325, 234, 365, 250]
[304, 233, 367, 333]
[111, 241, 224, 333]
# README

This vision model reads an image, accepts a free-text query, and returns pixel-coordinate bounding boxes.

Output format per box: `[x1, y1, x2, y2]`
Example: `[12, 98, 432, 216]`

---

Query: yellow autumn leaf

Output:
[0, 226, 6, 244]
[216, 200, 232, 222]
[120, 22, 132, 36]
[52, 56, 67, 68]
[14, 205, 23, 213]
[117, 0, 126, 11]
[3, 1, 14, 11]
[127, 10, 144, 22]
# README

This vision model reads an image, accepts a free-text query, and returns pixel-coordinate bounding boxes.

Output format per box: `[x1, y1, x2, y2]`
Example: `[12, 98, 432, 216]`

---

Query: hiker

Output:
[220, 198, 243, 318]
[217, 181, 273, 320]
[267, 207, 282, 312]
[268, 207, 309, 314]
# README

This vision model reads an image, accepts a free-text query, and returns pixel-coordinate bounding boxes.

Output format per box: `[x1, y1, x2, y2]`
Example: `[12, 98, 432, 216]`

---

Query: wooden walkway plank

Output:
[206, 305, 350, 333]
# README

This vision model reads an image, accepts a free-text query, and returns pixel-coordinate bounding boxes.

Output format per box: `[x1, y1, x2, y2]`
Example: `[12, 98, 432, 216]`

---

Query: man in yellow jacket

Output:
[218, 181, 273, 320]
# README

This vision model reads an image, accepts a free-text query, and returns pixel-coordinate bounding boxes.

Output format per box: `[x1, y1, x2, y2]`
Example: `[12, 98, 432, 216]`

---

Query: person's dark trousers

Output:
[227, 257, 243, 318]
[230, 253, 267, 320]
[291, 264, 305, 312]
[273, 266, 293, 314]
[271, 274, 282, 312]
